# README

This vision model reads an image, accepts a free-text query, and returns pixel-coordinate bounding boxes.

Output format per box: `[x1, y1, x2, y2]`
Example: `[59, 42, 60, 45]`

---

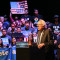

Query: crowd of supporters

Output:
[0, 9, 60, 60]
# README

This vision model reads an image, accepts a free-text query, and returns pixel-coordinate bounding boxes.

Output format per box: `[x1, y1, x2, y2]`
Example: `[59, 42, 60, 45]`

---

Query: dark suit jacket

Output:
[30, 29, 54, 60]
[37, 29, 54, 53]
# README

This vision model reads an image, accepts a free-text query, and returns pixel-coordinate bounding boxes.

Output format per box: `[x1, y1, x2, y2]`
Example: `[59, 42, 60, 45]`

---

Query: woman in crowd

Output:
[11, 37, 16, 47]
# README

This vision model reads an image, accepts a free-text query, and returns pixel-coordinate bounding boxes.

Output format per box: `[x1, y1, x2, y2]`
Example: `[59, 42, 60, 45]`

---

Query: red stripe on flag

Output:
[11, 11, 16, 12]
[26, 38, 27, 42]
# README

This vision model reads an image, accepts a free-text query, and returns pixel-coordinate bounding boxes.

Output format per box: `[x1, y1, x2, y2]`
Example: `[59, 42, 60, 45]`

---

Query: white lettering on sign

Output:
[12, 50, 16, 54]
[0, 51, 9, 56]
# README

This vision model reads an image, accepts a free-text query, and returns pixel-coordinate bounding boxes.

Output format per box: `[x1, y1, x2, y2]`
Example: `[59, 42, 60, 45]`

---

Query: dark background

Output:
[0, 0, 60, 22]
[0, 0, 60, 60]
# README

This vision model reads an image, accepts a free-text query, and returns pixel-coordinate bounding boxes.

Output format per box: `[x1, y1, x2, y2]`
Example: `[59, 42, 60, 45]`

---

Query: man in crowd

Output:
[21, 21, 34, 33]
[1, 29, 12, 48]
[21, 9, 32, 22]
[51, 15, 60, 35]
[20, 18, 25, 28]
[32, 9, 43, 27]
[7, 24, 17, 34]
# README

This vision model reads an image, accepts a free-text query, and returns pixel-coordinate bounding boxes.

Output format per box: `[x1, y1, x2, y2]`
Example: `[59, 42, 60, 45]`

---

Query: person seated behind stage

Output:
[21, 21, 35, 33]
[7, 24, 17, 34]
[0, 29, 12, 48]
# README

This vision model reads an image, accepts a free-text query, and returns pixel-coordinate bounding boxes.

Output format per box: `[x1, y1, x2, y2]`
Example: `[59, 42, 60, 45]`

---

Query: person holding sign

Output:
[1, 29, 12, 48]
[36, 19, 54, 60]
[10, 11, 19, 22]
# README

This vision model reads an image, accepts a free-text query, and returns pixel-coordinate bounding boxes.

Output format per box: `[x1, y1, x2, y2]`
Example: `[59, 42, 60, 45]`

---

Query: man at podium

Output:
[36, 19, 54, 60]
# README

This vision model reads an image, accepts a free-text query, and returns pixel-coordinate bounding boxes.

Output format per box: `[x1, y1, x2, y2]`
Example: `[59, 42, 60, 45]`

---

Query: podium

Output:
[16, 48, 30, 60]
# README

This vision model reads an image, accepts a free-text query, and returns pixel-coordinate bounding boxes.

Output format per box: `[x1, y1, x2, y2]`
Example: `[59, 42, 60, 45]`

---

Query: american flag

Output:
[17, 0, 28, 9]
[10, 0, 28, 14]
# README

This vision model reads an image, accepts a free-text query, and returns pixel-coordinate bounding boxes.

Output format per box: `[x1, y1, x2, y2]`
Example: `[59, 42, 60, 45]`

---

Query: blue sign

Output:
[21, 31, 31, 37]
[12, 46, 16, 60]
[16, 42, 29, 48]
[0, 47, 16, 60]
[1, 37, 9, 45]
[0, 48, 10, 60]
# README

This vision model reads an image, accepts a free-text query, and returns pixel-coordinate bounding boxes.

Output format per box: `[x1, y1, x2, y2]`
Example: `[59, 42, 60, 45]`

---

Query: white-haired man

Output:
[36, 19, 54, 60]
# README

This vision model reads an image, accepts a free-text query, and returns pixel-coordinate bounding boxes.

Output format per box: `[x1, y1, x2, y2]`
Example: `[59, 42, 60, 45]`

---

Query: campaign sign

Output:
[53, 26, 60, 34]
[10, 1, 28, 14]
[0, 32, 2, 36]
[16, 42, 29, 48]
[0, 48, 16, 60]
[11, 33, 24, 42]
[33, 27, 38, 33]
[12, 46, 16, 60]
[1, 37, 9, 45]
[24, 37, 28, 42]
[21, 31, 31, 37]
[33, 36, 37, 43]
[0, 48, 11, 60]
